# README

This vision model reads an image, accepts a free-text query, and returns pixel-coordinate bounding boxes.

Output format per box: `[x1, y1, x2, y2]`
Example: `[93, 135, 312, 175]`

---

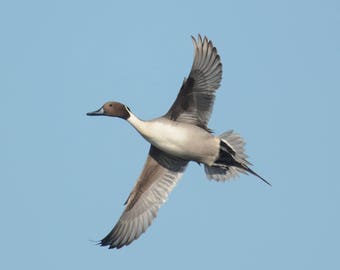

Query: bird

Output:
[87, 35, 269, 249]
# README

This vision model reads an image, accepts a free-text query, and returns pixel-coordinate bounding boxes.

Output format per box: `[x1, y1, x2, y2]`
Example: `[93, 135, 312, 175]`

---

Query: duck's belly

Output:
[143, 120, 219, 165]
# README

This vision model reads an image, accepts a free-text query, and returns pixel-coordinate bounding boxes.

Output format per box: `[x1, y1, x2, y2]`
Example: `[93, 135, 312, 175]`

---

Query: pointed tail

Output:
[240, 164, 271, 186]
[204, 130, 270, 186]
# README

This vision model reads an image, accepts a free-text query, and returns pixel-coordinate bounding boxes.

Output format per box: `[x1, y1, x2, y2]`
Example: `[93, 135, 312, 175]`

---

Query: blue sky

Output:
[1, 0, 339, 269]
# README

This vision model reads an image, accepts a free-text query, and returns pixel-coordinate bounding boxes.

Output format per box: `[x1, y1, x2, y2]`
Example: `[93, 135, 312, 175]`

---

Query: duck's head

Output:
[87, 101, 131, 119]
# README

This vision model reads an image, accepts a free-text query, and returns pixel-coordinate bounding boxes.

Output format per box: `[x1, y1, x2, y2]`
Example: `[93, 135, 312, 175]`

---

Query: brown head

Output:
[87, 101, 131, 120]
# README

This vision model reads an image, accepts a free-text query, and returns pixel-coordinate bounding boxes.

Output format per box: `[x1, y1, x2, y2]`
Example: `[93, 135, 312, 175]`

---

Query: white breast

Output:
[127, 114, 219, 165]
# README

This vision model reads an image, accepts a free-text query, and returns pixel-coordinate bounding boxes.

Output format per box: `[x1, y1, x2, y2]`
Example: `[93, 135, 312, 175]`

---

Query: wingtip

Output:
[100, 239, 118, 249]
[191, 34, 204, 42]
[191, 35, 197, 47]
[192, 34, 210, 43]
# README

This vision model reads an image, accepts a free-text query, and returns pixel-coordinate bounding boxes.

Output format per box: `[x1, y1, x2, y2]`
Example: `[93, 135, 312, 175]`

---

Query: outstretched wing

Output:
[100, 146, 188, 249]
[165, 35, 223, 130]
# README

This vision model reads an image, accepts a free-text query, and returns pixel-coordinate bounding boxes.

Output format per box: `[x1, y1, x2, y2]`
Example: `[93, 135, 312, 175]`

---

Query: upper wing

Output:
[100, 146, 188, 249]
[164, 35, 223, 130]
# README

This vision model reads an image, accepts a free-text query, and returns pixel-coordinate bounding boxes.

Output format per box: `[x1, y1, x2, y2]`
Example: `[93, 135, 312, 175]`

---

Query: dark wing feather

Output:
[165, 35, 223, 130]
[100, 146, 188, 249]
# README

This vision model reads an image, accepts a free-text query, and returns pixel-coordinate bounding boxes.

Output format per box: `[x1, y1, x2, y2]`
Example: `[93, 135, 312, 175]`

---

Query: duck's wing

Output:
[164, 35, 223, 130]
[100, 146, 188, 249]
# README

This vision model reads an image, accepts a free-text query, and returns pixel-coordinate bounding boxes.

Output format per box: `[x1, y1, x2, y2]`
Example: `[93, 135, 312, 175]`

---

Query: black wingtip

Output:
[88, 238, 103, 248]
[100, 233, 122, 250]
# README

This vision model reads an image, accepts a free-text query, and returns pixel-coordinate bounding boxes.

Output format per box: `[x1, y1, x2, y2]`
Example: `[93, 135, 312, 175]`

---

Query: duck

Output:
[87, 35, 269, 249]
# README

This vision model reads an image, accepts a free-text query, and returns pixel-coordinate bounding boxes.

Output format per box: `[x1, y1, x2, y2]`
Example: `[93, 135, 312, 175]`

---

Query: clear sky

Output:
[1, 0, 339, 269]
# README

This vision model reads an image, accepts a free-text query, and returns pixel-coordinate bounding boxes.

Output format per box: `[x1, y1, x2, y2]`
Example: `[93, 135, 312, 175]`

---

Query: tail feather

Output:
[204, 130, 270, 185]
[204, 165, 245, 182]
[219, 130, 249, 163]
[239, 164, 271, 186]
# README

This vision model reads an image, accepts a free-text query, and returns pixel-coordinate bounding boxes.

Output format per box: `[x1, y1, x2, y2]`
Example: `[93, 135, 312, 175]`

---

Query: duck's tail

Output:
[204, 130, 270, 186]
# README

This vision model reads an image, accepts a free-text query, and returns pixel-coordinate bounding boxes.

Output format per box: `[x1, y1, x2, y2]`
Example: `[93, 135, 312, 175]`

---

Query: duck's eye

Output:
[109, 104, 113, 107]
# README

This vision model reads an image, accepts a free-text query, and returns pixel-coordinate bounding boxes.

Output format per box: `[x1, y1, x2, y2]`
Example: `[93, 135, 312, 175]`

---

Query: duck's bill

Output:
[87, 107, 104, 116]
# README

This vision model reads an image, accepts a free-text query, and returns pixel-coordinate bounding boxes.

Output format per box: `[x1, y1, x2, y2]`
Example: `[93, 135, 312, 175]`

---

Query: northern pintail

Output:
[87, 35, 269, 249]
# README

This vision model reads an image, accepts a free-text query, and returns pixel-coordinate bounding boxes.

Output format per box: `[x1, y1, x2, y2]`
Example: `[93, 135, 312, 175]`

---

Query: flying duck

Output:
[87, 35, 269, 249]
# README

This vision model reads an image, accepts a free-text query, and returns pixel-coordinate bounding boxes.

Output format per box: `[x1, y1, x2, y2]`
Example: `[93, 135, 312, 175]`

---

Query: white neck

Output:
[126, 112, 149, 137]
